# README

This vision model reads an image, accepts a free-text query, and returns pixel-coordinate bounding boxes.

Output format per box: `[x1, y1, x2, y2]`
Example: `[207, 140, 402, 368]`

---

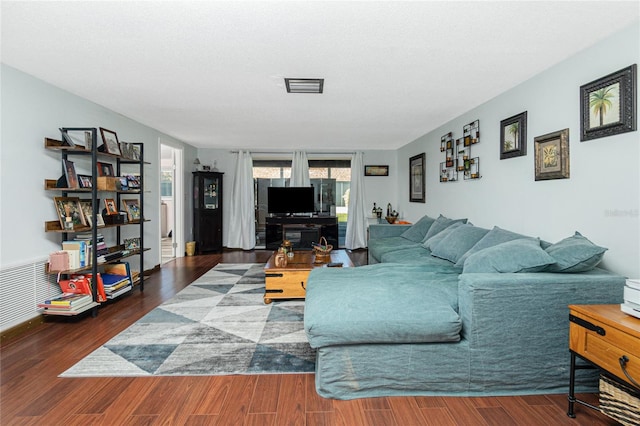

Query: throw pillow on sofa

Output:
[400, 215, 437, 242]
[454, 226, 533, 268]
[422, 215, 468, 243]
[544, 231, 607, 273]
[430, 224, 490, 263]
[463, 238, 556, 273]
[422, 222, 464, 251]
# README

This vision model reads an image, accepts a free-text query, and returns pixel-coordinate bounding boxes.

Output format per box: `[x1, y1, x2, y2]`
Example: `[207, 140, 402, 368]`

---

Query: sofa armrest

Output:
[457, 269, 625, 392]
[369, 224, 411, 240]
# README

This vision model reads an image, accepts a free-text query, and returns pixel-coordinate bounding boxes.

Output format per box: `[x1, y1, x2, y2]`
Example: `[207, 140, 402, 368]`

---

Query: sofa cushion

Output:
[463, 238, 556, 273]
[304, 264, 461, 347]
[400, 215, 437, 242]
[368, 236, 421, 263]
[422, 215, 468, 242]
[422, 221, 464, 251]
[454, 226, 533, 267]
[380, 246, 462, 272]
[544, 232, 607, 273]
[430, 224, 490, 263]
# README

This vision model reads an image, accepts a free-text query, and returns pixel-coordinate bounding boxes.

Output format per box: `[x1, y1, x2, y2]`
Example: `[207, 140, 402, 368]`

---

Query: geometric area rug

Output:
[60, 263, 315, 377]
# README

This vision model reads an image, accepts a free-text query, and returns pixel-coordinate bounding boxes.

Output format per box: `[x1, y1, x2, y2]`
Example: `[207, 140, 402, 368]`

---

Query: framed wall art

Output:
[99, 127, 122, 155]
[364, 165, 389, 176]
[534, 128, 570, 181]
[500, 111, 527, 159]
[409, 153, 425, 203]
[580, 64, 637, 141]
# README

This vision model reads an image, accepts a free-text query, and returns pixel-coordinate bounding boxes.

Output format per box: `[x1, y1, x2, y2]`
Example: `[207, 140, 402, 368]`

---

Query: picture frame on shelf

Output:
[77, 174, 92, 188]
[104, 198, 118, 215]
[97, 161, 115, 177]
[79, 199, 105, 228]
[124, 237, 141, 250]
[63, 159, 79, 189]
[409, 153, 426, 203]
[534, 128, 570, 181]
[364, 165, 389, 176]
[580, 64, 637, 141]
[117, 177, 129, 191]
[124, 174, 141, 189]
[122, 199, 141, 221]
[500, 111, 528, 159]
[99, 127, 122, 155]
[120, 142, 132, 159]
[53, 197, 86, 228]
[61, 129, 92, 150]
[130, 144, 141, 161]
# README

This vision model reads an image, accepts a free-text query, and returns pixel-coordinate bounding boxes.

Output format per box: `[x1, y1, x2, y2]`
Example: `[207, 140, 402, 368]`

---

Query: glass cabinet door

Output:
[203, 176, 219, 210]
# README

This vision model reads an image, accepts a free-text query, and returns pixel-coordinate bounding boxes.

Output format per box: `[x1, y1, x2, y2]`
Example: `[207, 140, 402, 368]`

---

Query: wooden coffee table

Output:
[263, 249, 354, 304]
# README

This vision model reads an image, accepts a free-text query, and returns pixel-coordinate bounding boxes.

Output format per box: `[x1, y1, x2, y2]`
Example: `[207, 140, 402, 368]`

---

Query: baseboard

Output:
[1, 315, 46, 345]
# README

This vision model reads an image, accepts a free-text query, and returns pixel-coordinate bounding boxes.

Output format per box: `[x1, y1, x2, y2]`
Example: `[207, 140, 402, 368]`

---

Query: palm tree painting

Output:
[589, 82, 620, 129]
[503, 122, 519, 151]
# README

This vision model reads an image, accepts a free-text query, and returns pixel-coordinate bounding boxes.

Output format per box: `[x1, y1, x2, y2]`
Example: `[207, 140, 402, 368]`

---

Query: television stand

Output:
[265, 216, 338, 250]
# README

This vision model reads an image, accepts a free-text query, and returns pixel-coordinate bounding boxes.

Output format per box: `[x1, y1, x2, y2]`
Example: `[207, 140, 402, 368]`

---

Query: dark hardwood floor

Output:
[1, 250, 617, 425]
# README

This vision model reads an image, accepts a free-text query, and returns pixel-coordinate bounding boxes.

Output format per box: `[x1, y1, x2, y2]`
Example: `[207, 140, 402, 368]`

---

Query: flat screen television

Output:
[268, 187, 315, 215]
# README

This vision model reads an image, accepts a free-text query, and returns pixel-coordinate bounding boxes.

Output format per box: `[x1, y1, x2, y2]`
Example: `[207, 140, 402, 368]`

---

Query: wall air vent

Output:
[285, 78, 324, 94]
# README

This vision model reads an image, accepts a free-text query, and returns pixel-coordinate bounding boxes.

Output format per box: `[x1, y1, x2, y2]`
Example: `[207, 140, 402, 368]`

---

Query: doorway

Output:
[160, 143, 184, 264]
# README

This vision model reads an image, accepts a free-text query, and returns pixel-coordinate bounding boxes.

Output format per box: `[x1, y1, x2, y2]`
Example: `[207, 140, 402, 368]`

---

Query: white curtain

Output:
[227, 150, 256, 250]
[290, 151, 310, 187]
[345, 152, 368, 249]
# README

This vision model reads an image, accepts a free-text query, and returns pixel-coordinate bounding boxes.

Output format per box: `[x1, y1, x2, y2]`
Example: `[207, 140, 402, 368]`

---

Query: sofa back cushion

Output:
[544, 232, 607, 273]
[400, 215, 437, 242]
[463, 238, 556, 273]
[422, 215, 468, 243]
[430, 224, 490, 263]
[422, 222, 464, 251]
[454, 226, 532, 268]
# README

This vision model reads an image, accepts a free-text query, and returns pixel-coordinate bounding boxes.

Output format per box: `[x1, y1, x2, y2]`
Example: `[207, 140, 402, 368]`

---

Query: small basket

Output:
[599, 374, 640, 426]
[313, 237, 333, 262]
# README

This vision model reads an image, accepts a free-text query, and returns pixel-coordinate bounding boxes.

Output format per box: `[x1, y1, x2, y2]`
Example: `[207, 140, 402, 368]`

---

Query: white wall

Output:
[398, 23, 640, 278]
[0, 64, 197, 270]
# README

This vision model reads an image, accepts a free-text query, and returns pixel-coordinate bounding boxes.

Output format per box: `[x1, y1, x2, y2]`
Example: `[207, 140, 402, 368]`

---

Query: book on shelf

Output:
[102, 262, 132, 293]
[72, 273, 107, 302]
[39, 301, 98, 316]
[62, 240, 88, 268]
[39, 293, 93, 309]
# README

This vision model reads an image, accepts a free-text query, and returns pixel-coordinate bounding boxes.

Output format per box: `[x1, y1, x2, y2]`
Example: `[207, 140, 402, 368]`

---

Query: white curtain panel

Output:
[290, 151, 310, 187]
[345, 152, 368, 249]
[227, 150, 256, 250]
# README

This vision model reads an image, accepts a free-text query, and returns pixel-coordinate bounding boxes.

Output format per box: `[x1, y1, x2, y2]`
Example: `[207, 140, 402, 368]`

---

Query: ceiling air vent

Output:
[285, 78, 324, 94]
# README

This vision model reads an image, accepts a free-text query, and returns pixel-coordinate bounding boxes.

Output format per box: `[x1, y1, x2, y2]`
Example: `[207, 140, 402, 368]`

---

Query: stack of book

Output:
[621, 279, 640, 319]
[75, 232, 109, 257]
[102, 262, 133, 299]
[37, 293, 95, 316]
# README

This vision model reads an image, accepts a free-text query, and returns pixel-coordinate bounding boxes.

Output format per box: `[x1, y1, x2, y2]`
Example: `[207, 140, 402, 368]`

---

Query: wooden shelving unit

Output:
[41, 128, 148, 316]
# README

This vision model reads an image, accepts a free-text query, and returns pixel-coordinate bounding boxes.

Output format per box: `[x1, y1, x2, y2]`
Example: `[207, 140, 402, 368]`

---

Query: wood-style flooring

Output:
[1, 250, 618, 425]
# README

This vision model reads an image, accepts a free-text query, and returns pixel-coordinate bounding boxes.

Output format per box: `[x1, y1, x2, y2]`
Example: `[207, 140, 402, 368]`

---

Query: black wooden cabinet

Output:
[193, 172, 223, 253]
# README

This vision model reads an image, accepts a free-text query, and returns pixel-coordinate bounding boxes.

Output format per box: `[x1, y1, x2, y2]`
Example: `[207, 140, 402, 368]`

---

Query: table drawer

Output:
[265, 271, 308, 299]
[570, 314, 640, 387]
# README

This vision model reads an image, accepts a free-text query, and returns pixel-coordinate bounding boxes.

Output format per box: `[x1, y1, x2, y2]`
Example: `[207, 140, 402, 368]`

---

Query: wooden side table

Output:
[568, 304, 640, 419]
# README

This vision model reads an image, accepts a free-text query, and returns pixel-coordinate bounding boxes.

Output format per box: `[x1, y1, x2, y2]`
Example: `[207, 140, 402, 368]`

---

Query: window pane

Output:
[309, 167, 328, 179]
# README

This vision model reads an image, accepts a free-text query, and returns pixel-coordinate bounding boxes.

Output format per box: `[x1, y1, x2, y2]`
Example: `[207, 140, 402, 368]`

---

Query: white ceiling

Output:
[2, 1, 639, 150]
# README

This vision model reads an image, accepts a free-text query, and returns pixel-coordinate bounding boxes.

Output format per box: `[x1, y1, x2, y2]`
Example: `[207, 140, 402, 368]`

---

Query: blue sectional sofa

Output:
[303, 214, 626, 400]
